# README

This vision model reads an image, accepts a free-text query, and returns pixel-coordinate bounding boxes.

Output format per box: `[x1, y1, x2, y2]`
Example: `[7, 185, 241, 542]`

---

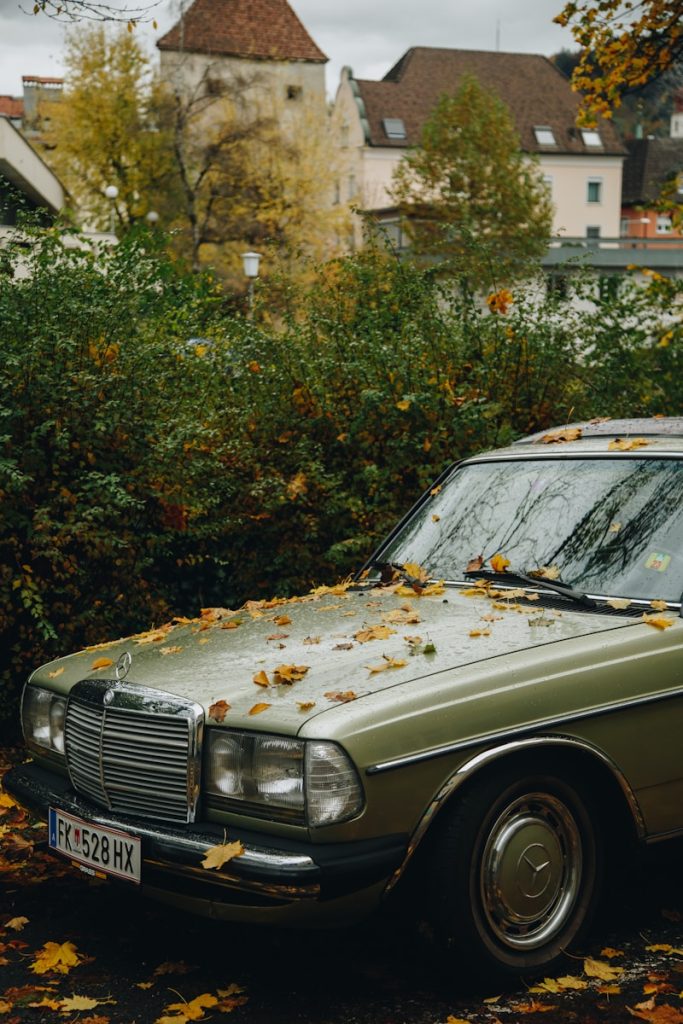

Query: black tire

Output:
[424, 766, 601, 982]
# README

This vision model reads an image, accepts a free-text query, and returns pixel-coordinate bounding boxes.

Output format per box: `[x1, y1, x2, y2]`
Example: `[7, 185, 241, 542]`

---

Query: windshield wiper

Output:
[463, 568, 597, 609]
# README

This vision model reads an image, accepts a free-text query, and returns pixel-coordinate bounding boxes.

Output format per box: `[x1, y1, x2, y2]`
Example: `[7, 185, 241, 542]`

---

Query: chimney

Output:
[671, 87, 683, 138]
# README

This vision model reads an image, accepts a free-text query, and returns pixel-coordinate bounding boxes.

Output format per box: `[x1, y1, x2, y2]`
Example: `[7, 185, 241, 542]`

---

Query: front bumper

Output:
[4, 763, 407, 918]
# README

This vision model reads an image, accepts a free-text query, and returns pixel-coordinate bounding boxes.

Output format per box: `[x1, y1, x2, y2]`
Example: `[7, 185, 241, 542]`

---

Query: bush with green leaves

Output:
[1, 226, 680, 737]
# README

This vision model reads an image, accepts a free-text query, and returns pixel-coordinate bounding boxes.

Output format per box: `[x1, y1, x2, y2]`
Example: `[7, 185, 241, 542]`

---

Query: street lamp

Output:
[241, 251, 262, 318]
[104, 184, 119, 236]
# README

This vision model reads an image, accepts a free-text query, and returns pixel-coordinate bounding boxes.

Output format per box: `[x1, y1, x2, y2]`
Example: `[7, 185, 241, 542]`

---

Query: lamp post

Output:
[241, 251, 261, 319]
[104, 184, 119, 236]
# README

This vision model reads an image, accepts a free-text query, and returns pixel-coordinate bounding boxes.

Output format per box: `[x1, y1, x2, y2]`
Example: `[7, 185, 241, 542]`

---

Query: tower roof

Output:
[157, 0, 327, 63]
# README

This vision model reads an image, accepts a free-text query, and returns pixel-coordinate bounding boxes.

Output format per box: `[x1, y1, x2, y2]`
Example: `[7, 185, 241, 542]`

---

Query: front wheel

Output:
[424, 769, 601, 981]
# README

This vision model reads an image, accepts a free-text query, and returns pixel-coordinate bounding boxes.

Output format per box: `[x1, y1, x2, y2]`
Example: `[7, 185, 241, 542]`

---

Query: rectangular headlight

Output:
[204, 730, 364, 827]
[22, 685, 67, 763]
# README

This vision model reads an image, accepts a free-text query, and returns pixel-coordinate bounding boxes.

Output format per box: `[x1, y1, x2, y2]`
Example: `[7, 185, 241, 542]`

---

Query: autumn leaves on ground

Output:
[1, 745, 683, 1024]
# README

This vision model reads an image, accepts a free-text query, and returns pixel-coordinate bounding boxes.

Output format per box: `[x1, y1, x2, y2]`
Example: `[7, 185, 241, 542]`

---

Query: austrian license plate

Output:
[48, 808, 141, 884]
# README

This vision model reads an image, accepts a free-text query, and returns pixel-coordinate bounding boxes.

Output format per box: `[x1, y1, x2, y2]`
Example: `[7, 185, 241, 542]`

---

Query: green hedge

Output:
[0, 227, 680, 736]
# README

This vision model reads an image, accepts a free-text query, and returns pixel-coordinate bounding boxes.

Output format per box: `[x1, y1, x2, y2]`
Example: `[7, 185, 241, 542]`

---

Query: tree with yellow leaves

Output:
[42, 25, 175, 232]
[555, 0, 683, 123]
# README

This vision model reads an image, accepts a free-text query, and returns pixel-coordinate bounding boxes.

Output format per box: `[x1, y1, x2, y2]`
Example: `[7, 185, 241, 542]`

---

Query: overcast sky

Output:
[0, 0, 576, 98]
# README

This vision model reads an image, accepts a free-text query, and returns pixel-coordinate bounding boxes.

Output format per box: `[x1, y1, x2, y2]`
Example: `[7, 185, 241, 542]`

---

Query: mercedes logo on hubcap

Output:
[517, 843, 552, 898]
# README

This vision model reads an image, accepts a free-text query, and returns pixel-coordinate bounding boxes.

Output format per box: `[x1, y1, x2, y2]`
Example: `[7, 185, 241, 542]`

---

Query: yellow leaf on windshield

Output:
[249, 702, 271, 715]
[273, 664, 309, 685]
[365, 656, 407, 674]
[490, 553, 510, 573]
[355, 624, 396, 643]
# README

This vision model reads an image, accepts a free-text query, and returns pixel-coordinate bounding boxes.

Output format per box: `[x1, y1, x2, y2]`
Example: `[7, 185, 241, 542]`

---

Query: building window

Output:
[534, 126, 556, 146]
[586, 226, 601, 243]
[656, 214, 673, 234]
[581, 129, 602, 148]
[620, 217, 630, 237]
[286, 85, 302, 101]
[587, 178, 602, 203]
[382, 117, 406, 140]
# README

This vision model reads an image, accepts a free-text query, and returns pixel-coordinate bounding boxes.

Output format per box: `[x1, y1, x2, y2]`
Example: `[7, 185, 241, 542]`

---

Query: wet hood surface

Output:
[32, 583, 636, 733]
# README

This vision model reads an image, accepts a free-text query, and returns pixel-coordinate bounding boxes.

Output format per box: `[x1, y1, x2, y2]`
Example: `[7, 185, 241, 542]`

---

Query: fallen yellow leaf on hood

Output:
[642, 614, 675, 630]
[355, 624, 396, 643]
[365, 656, 407, 674]
[90, 657, 113, 671]
[249, 702, 271, 715]
[252, 671, 270, 687]
[608, 437, 650, 451]
[207, 700, 230, 723]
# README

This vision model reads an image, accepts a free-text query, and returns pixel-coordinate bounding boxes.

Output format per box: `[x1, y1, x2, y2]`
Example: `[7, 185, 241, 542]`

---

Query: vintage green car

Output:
[5, 417, 683, 981]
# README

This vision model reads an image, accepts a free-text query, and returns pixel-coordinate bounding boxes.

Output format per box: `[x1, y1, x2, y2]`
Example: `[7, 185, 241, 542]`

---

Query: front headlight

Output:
[22, 685, 67, 763]
[204, 730, 364, 827]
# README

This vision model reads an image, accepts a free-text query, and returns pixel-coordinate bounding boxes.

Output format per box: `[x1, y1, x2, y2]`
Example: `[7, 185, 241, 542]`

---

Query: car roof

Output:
[469, 417, 683, 460]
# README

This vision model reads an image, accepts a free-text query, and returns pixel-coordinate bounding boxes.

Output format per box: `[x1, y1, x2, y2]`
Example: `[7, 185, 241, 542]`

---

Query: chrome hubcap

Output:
[480, 792, 582, 950]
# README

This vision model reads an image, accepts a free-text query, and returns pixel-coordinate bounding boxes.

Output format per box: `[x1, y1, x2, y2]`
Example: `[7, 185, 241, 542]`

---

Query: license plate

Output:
[48, 808, 141, 884]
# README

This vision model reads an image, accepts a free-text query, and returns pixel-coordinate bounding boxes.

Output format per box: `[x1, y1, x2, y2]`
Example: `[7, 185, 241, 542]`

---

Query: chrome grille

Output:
[64, 679, 203, 824]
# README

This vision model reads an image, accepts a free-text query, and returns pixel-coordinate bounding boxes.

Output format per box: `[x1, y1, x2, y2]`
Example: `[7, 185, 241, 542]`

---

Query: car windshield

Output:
[377, 456, 683, 603]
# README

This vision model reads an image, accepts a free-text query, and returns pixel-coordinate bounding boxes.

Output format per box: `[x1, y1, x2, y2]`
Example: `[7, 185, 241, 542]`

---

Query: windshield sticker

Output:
[644, 552, 671, 572]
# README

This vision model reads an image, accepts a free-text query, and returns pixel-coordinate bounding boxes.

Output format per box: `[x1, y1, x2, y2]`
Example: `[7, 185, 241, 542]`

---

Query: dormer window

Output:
[534, 126, 556, 146]
[383, 117, 406, 140]
[581, 129, 602, 148]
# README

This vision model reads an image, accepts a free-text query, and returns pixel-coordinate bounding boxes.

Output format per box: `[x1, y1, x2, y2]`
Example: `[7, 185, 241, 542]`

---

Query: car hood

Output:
[32, 584, 635, 732]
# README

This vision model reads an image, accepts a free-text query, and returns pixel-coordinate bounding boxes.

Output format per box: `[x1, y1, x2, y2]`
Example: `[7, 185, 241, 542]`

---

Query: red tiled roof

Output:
[22, 76, 64, 85]
[0, 96, 24, 119]
[355, 48, 625, 156]
[157, 0, 326, 63]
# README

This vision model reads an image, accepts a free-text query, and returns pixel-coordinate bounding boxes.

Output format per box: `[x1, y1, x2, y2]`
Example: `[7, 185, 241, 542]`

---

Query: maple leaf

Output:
[156, 993, 218, 1024]
[324, 691, 357, 703]
[609, 437, 650, 451]
[584, 956, 623, 981]
[90, 657, 113, 671]
[530, 976, 588, 993]
[486, 288, 513, 314]
[303, 635, 320, 645]
[469, 628, 491, 637]
[530, 564, 561, 580]
[601, 947, 625, 958]
[333, 642, 354, 650]
[272, 664, 309, 685]
[207, 700, 230, 723]
[466, 555, 484, 572]
[642, 614, 675, 630]
[396, 399, 411, 411]
[47, 667, 64, 679]
[30, 941, 82, 975]
[297, 701, 316, 712]
[200, 607, 235, 623]
[60, 995, 115, 1011]
[248, 703, 271, 715]
[539, 426, 583, 444]
[432, 514, 440, 522]
[645, 944, 683, 955]
[511, 999, 558, 1014]
[355, 624, 396, 643]
[266, 633, 289, 641]
[607, 598, 632, 610]
[273, 614, 292, 626]
[5, 916, 28, 931]
[201, 841, 244, 870]
[160, 645, 182, 655]
[252, 671, 270, 687]
[28, 996, 62, 1009]
[365, 656, 408, 674]
[220, 619, 241, 630]
[650, 600, 669, 611]
[627, 1000, 683, 1023]
[489, 553, 510, 573]
[609, 521, 622, 533]
[598, 984, 622, 995]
